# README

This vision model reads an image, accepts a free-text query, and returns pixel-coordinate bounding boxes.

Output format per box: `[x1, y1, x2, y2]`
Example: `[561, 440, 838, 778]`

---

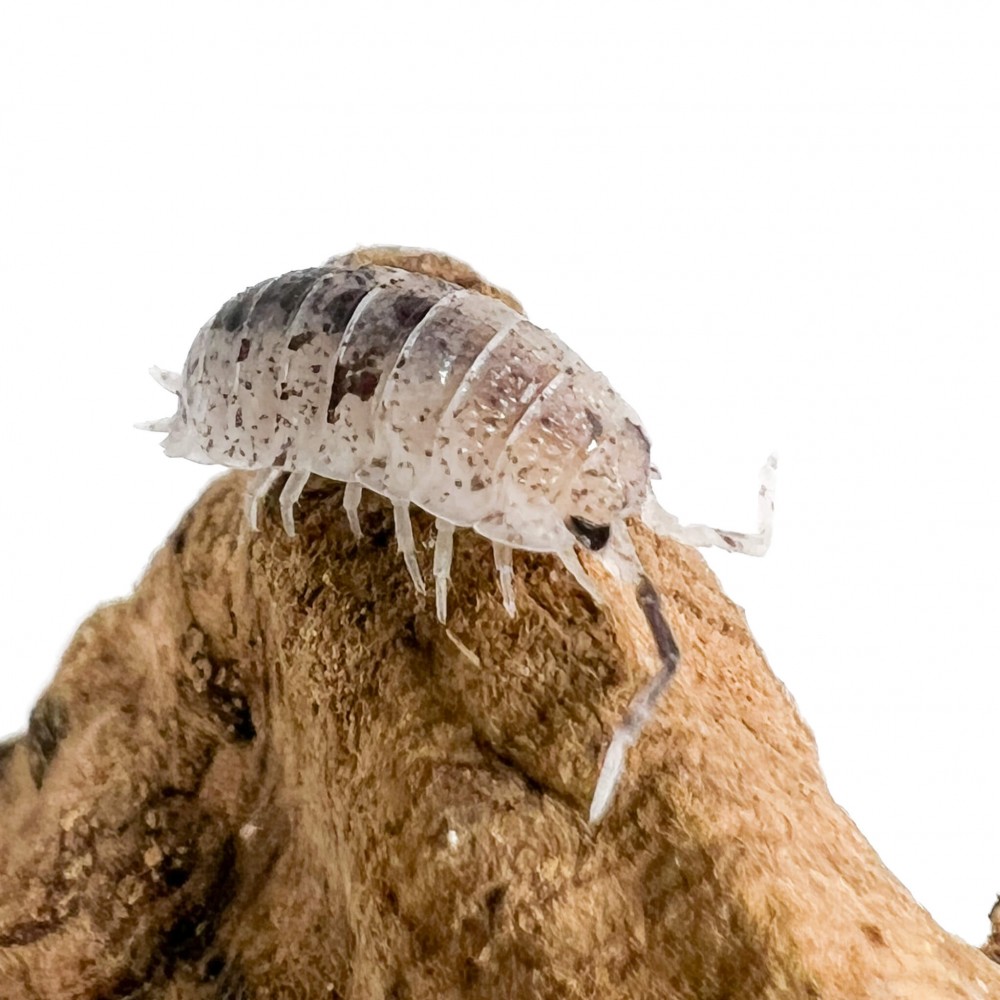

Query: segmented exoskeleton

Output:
[142, 246, 775, 821]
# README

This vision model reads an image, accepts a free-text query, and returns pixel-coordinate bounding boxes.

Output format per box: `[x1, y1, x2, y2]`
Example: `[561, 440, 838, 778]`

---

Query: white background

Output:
[1, 1, 997, 948]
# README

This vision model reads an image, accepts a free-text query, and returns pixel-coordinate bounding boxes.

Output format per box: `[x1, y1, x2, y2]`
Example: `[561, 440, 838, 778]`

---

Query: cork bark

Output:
[1, 471, 998, 999]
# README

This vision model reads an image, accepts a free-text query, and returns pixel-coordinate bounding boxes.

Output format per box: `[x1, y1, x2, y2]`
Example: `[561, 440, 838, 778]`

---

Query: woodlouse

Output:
[142, 246, 775, 821]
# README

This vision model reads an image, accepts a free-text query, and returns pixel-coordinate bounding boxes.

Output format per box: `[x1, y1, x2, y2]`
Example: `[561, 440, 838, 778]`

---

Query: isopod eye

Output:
[566, 516, 611, 551]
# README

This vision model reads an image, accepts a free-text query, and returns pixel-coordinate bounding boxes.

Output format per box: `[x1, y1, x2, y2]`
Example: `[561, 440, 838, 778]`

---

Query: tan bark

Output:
[1, 470, 997, 999]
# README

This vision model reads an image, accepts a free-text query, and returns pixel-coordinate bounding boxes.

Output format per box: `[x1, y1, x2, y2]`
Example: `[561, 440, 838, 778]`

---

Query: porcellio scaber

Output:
[142, 246, 776, 821]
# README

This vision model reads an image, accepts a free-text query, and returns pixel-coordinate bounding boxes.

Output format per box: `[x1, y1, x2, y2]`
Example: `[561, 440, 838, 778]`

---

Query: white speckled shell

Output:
[157, 258, 653, 552]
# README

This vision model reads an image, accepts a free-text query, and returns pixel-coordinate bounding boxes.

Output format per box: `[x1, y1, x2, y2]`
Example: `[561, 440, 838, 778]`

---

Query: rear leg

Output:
[343, 482, 363, 539]
[278, 470, 311, 537]
[492, 542, 516, 617]
[393, 500, 427, 596]
[245, 468, 283, 531]
[642, 453, 776, 556]
[433, 519, 456, 623]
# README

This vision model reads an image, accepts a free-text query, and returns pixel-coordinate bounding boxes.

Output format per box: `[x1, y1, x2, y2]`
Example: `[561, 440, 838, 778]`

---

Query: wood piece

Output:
[0, 472, 996, 998]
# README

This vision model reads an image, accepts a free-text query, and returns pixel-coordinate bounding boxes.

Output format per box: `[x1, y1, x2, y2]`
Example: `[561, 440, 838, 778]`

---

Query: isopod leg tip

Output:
[134, 416, 175, 432]
[435, 579, 448, 623]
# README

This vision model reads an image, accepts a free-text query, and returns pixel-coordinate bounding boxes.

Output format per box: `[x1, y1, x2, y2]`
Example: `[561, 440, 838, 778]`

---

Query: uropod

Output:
[141, 246, 776, 822]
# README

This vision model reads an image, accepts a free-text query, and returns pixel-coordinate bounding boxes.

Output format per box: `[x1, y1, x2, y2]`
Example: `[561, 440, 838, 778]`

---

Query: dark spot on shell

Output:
[566, 516, 610, 551]
[234, 408, 243, 428]
[326, 284, 372, 332]
[470, 474, 487, 492]
[236, 339, 251, 362]
[248, 269, 325, 328]
[392, 292, 436, 328]
[347, 369, 380, 401]
[214, 286, 257, 333]
[288, 330, 316, 351]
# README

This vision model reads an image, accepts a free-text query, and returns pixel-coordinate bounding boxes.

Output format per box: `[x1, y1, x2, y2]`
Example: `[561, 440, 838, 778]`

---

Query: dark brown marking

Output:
[566, 516, 610, 551]
[236, 339, 251, 362]
[325, 284, 372, 332]
[861, 923, 887, 947]
[392, 292, 436, 328]
[213, 286, 257, 333]
[247, 269, 325, 329]
[347, 369, 380, 401]
[288, 330, 316, 351]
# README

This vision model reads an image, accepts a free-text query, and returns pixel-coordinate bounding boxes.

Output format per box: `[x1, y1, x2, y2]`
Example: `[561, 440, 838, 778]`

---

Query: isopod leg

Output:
[278, 470, 310, 538]
[343, 482, 363, 539]
[589, 573, 680, 824]
[643, 454, 777, 556]
[433, 519, 455, 623]
[586, 523, 679, 822]
[393, 501, 427, 596]
[492, 542, 516, 617]
[557, 547, 604, 605]
[245, 468, 283, 532]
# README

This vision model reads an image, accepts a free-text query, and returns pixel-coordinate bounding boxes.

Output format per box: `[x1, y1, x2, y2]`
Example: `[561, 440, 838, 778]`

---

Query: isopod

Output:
[141, 246, 775, 822]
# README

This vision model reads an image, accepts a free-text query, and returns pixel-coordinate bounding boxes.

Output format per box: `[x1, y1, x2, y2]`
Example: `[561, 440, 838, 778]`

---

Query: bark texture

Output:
[1, 473, 998, 999]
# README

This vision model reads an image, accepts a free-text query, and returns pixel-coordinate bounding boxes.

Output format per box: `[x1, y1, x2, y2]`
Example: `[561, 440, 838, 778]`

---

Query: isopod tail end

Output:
[134, 415, 177, 433]
[149, 366, 182, 394]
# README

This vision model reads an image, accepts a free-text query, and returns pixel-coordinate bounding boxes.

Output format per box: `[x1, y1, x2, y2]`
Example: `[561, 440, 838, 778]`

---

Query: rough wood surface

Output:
[1, 471, 997, 999]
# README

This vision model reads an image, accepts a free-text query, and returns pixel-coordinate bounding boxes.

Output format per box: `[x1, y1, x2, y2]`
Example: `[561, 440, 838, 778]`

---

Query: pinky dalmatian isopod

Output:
[140, 246, 776, 822]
